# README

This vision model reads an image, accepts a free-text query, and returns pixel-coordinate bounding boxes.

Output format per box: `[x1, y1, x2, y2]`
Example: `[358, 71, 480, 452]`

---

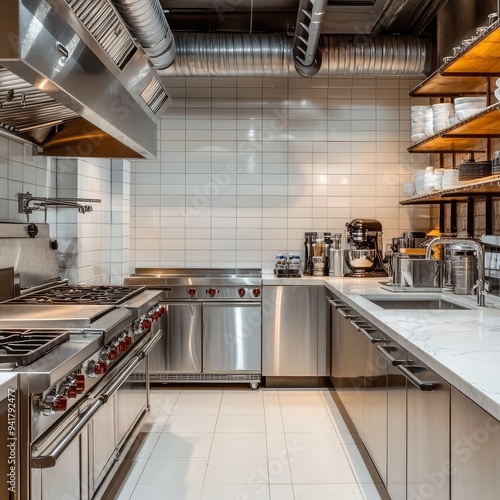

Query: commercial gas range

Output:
[0, 284, 163, 500]
[124, 268, 262, 389]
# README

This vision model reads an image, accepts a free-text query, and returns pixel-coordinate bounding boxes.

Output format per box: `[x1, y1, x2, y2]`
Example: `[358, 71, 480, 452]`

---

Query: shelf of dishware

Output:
[410, 19, 500, 97]
[400, 174, 500, 205]
[408, 102, 500, 153]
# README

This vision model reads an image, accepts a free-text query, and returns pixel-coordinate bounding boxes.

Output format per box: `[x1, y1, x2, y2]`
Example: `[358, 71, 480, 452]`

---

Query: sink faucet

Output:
[425, 237, 486, 306]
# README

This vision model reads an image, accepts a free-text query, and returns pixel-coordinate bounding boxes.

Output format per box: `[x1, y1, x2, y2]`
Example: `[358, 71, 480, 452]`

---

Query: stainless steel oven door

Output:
[202, 302, 261, 373]
[116, 356, 148, 445]
[31, 424, 89, 500]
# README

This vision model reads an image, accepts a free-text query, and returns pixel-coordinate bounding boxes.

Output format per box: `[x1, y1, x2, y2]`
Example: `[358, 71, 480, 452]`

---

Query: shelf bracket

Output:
[486, 195, 493, 235]
[466, 197, 475, 237]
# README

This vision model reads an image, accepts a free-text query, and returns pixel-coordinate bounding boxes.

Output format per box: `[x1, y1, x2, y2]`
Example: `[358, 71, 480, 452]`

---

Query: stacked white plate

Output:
[413, 169, 426, 195]
[411, 105, 432, 142]
[454, 96, 487, 121]
[432, 103, 455, 134]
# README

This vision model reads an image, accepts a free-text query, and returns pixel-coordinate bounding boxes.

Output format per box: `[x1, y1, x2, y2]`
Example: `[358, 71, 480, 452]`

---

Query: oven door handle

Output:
[31, 330, 163, 469]
[32, 397, 105, 469]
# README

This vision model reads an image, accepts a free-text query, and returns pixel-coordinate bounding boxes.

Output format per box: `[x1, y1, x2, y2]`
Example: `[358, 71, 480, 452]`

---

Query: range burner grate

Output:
[0, 330, 70, 366]
[10, 285, 145, 305]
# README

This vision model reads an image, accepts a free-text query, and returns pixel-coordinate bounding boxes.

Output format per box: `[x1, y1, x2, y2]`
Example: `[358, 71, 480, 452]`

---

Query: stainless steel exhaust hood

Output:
[0, 0, 172, 159]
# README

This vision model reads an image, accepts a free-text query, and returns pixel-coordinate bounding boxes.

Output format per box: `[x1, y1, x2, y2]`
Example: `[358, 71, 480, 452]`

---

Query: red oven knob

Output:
[152, 310, 160, 322]
[238, 287, 246, 297]
[188, 287, 197, 297]
[108, 348, 119, 361]
[66, 385, 78, 399]
[118, 339, 128, 352]
[208, 287, 217, 297]
[125, 336, 132, 348]
[158, 305, 166, 315]
[141, 318, 152, 331]
[252, 288, 261, 298]
[95, 361, 108, 375]
[52, 396, 68, 413]
[75, 374, 85, 394]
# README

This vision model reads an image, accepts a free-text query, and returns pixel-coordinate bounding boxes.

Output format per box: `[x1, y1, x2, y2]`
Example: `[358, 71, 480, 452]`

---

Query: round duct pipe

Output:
[158, 33, 429, 78]
[111, 0, 176, 70]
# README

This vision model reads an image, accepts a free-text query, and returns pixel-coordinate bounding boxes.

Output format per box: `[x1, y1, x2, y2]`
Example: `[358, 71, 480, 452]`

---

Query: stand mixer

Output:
[344, 219, 388, 278]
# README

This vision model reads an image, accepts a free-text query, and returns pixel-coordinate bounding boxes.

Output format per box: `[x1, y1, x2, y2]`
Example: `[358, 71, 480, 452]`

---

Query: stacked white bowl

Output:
[413, 169, 426, 195]
[432, 103, 455, 134]
[442, 169, 460, 189]
[423, 167, 436, 192]
[494, 78, 500, 102]
[433, 169, 444, 190]
[454, 96, 487, 121]
[402, 182, 415, 197]
[411, 105, 433, 143]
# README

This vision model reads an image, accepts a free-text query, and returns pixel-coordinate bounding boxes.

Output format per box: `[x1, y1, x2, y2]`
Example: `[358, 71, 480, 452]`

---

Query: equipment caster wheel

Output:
[250, 382, 259, 390]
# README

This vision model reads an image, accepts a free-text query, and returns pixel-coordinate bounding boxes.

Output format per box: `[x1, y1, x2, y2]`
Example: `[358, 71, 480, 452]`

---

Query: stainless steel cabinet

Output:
[378, 341, 407, 500]
[359, 324, 387, 485]
[203, 302, 261, 373]
[160, 302, 202, 373]
[451, 387, 500, 500]
[402, 356, 450, 500]
[263, 286, 318, 377]
[329, 296, 387, 484]
[330, 298, 365, 432]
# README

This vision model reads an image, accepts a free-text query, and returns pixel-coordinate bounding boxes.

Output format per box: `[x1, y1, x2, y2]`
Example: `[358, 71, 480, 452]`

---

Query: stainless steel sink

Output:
[363, 297, 471, 310]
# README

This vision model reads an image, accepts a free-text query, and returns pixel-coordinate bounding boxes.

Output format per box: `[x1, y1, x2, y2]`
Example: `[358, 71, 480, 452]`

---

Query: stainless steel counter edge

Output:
[263, 274, 500, 421]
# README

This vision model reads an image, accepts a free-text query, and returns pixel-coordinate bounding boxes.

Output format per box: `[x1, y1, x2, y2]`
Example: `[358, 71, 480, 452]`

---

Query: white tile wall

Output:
[131, 76, 431, 273]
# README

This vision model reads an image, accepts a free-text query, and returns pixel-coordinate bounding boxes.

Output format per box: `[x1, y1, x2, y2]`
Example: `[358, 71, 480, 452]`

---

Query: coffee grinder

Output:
[344, 219, 388, 278]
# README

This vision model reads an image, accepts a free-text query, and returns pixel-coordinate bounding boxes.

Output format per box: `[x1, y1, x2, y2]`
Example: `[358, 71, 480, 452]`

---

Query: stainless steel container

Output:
[451, 252, 478, 295]
[400, 258, 443, 287]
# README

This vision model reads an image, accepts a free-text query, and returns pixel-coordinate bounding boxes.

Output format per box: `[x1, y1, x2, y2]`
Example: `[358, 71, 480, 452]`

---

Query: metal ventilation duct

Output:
[111, 0, 176, 70]
[159, 33, 429, 77]
[293, 0, 327, 77]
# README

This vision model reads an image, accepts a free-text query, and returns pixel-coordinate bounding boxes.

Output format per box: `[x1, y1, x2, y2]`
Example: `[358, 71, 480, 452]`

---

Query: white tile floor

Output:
[108, 388, 388, 500]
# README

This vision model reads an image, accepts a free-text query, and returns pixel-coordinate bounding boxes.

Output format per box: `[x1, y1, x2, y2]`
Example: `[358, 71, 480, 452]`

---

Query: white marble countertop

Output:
[263, 274, 500, 421]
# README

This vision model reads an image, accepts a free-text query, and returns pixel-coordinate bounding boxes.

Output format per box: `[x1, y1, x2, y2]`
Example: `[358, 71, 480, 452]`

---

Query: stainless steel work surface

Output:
[0, 304, 114, 328]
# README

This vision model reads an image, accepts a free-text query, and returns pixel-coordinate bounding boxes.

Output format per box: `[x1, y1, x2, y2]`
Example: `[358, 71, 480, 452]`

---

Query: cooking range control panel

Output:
[39, 371, 86, 415]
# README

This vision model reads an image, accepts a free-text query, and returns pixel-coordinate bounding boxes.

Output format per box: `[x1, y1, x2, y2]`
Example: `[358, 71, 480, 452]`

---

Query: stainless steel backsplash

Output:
[0, 223, 60, 288]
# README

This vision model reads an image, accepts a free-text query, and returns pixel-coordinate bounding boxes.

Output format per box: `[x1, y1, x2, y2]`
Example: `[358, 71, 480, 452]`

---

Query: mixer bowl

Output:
[344, 249, 377, 273]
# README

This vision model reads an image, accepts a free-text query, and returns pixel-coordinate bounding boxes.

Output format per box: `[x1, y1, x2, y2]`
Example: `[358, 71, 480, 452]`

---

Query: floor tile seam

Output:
[200, 387, 222, 486]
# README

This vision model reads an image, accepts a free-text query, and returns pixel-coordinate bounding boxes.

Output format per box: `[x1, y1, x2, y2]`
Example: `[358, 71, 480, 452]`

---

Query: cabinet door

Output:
[361, 328, 387, 486]
[203, 302, 261, 373]
[262, 286, 317, 376]
[161, 302, 202, 373]
[451, 387, 500, 500]
[92, 393, 117, 495]
[385, 343, 407, 500]
[333, 307, 365, 433]
[405, 361, 450, 500]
